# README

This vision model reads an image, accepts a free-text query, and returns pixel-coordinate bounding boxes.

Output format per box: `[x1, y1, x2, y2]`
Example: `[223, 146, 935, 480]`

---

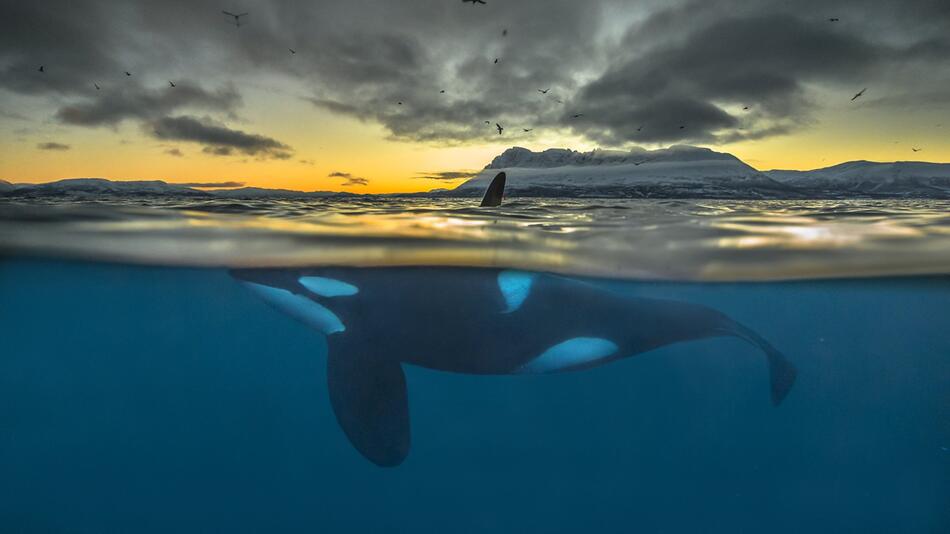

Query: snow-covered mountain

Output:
[453, 146, 795, 198]
[451, 147, 950, 199]
[0, 178, 347, 199]
[765, 161, 950, 197]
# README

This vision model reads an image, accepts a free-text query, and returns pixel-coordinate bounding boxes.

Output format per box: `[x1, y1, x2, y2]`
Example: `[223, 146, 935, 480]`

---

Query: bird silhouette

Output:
[679, 125, 685, 129]
[538, 88, 549, 94]
[572, 113, 583, 118]
[851, 88, 866, 101]
[289, 48, 296, 54]
[169, 81, 176, 87]
[125, 71, 132, 76]
[496, 123, 504, 135]
[743, 106, 750, 110]
[398, 101, 403, 105]
[94, 83, 100, 90]
[636, 125, 643, 131]
[493, 58, 499, 64]
[828, 18, 839, 22]
[523, 128, 533, 132]
[440, 89, 445, 93]
[502, 28, 508, 36]
[222, 11, 248, 27]
[38, 65, 44, 73]
[462, 0, 487, 4]
[912, 147, 922, 152]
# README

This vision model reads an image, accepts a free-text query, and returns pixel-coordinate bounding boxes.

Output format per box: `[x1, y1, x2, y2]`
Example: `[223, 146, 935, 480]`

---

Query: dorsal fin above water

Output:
[480, 171, 506, 207]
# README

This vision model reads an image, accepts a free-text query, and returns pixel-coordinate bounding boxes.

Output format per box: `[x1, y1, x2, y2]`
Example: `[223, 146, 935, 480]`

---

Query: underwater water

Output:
[0, 198, 949, 532]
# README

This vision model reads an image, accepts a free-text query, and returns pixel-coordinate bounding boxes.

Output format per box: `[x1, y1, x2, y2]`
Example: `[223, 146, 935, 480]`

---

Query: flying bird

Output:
[222, 11, 248, 27]
[828, 17, 839, 22]
[523, 128, 533, 132]
[493, 58, 499, 64]
[743, 106, 750, 110]
[496, 123, 503, 135]
[289, 48, 296, 54]
[484, 120, 490, 124]
[679, 125, 685, 129]
[398, 101, 403, 105]
[38, 65, 44, 73]
[538, 88, 549, 94]
[125, 71, 132, 76]
[851, 88, 867, 101]
[440, 89, 445, 93]
[502, 28, 508, 36]
[94, 83, 100, 90]
[636, 125, 643, 132]
[462, 0, 487, 4]
[912, 147, 922, 152]
[572, 113, 583, 118]
[168, 81, 176, 87]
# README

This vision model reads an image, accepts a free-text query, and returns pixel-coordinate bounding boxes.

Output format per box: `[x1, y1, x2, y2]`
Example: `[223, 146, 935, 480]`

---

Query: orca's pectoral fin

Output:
[327, 343, 410, 467]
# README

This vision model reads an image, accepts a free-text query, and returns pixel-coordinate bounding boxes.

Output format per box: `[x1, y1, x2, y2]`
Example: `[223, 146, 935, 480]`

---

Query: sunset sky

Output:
[2, 0, 948, 193]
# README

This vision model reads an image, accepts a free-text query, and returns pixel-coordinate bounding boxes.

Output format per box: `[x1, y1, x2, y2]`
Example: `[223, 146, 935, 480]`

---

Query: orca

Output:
[232, 267, 797, 467]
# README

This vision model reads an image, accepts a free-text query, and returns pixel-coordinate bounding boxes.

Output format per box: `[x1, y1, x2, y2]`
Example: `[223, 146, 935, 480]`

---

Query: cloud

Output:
[176, 181, 245, 188]
[341, 176, 369, 187]
[2, 0, 950, 151]
[413, 171, 476, 181]
[329, 171, 368, 186]
[37, 142, 70, 151]
[148, 116, 293, 159]
[165, 148, 184, 157]
[56, 84, 240, 126]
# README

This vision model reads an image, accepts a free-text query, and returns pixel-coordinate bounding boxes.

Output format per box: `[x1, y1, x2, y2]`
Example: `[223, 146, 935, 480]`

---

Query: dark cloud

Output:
[149, 116, 293, 159]
[340, 176, 369, 187]
[176, 181, 244, 188]
[328, 171, 368, 186]
[414, 171, 476, 181]
[56, 84, 240, 126]
[165, 148, 184, 157]
[37, 142, 70, 151]
[2, 0, 949, 151]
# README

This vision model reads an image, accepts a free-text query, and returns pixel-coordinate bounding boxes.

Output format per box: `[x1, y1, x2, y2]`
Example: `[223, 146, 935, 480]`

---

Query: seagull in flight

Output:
[493, 58, 499, 64]
[636, 125, 643, 132]
[222, 10, 248, 27]
[523, 128, 533, 132]
[462, 0, 487, 5]
[851, 88, 867, 101]
[496, 123, 504, 135]
[38, 65, 45, 73]
[289, 48, 296, 54]
[94, 83, 100, 90]
[743, 106, 750, 110]
[440, 89, 445, 93]
[572, 113, 583, 118]
[912, 147, 922, 152]
[168, 81, 176, 87]
[538, 88, 549, 94]
[679, 125, 685, 129]
[125, 71, 132, 76]
[828, 17, 840, 22]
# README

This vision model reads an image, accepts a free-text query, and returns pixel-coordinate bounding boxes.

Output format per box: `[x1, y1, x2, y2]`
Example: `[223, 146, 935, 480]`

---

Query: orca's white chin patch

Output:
[299, 276, 359, 297]
[242, 281, 345, 334]
[518, 337, 619, 374]
[498, 270, 535, 313]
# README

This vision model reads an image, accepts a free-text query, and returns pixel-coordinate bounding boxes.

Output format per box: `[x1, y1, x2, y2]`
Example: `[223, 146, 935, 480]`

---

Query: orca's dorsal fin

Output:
[480, 171, 506, 207]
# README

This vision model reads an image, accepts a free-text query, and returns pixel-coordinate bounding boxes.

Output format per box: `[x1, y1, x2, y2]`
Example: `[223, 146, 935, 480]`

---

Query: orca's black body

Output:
[232, 267, 797, 467]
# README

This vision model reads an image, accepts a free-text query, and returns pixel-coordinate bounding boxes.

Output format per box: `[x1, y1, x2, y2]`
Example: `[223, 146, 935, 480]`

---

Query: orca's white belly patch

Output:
[242, 281, 345, 334]
[518, 337, 619, 373]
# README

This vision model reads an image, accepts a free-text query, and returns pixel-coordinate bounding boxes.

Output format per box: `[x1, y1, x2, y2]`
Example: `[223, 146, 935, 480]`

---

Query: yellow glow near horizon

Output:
[2, 86, 948, 193]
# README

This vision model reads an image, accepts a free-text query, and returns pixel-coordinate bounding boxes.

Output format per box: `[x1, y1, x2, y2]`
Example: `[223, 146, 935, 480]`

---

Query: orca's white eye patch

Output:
[519, 337, 618, 374]
[299, 276, 359, 297]
[242, 281, 345, 334]
[498, 270, 535, 313]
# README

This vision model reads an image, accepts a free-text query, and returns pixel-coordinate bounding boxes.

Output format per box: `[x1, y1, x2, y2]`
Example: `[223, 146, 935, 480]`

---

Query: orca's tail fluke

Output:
[480, 171, 506, 207]
[720, 319, 797, 406]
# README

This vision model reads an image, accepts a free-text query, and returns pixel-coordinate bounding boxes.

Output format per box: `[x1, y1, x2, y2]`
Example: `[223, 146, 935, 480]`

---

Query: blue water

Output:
[1, 258, 947, 533]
